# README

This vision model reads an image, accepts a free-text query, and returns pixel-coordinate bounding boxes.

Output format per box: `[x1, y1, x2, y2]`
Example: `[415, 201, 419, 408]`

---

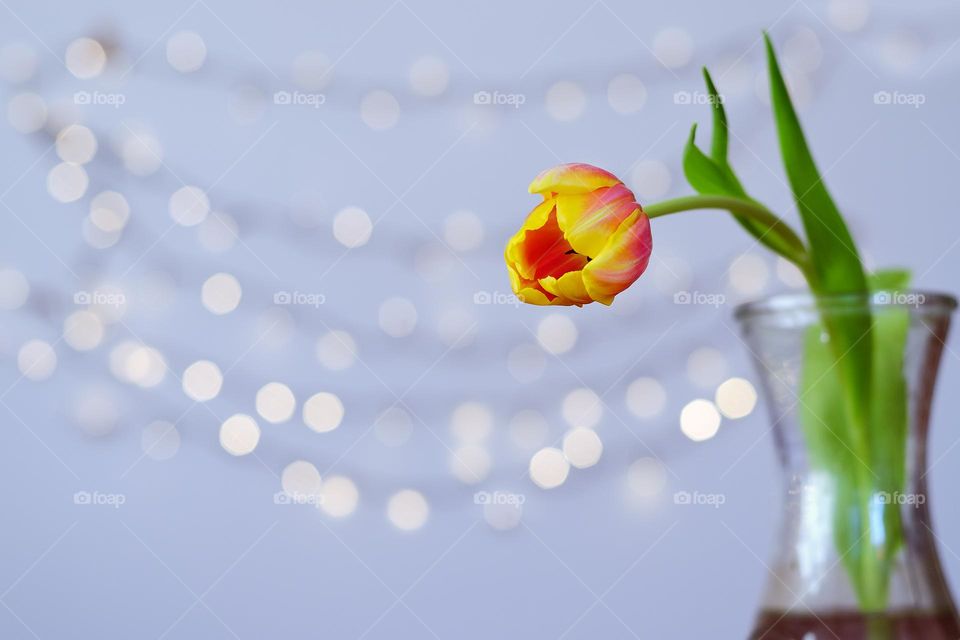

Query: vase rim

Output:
[734, 289, 958, 321]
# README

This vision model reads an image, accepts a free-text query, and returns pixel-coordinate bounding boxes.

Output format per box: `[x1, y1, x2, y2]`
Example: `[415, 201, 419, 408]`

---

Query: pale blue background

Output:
[2, 0, 960, 638]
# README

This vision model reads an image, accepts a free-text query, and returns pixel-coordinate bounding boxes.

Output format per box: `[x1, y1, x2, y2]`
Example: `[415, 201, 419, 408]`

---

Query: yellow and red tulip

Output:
[505, 163, 652, 306]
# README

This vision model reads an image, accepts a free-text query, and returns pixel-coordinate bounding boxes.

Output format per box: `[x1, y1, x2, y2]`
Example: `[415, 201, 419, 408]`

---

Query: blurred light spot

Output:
[378, 297, 418, 337]
[141, 421, 180, 461]
[626, 377, 666, 419]
[627, 456, 667, 498]
[360, 90, 400, 130]
[715, 377, 757, 419]
[828, 0, 869, 31]
[484, 499, 523, 531]
[109, 342, 166, 387]
[86, 283, 127, 323]
[166, 31, 206, 73]
[201, 272, 242, 315]
[437, 308, 477, 348]
[443, 210, 483, 251]
[282, 460, 323, 501]
[198, 211, 238, 253]
[755, 69, 812, 109]
[321, 475, 358, 518]
[56, 124, 97, 164]
[47, 163, 88, 203]
[776, 256, 807, 288]
[536, 314, 577, 354]
[220, 414, 260, 455]
[561, 387, 602, 429]
[879, 31, 923, 74]
[414, 243, 455, 283]
[65, 37, 106, 79]
[630, 159, 671, 200]
[116, 126, 163, 176]
[729, 254, 770, 296]
[303, 391, 344, 433]
[687, 347, 728, 388]
[783, 27, 823, 73]
[72, 386, 119, 436]
[546, 81, 585, 122]
[509, 410, 548, 451]
[563, 428, 603, 469]
[0, 268, 29, 309]
[18, 339, 56, 380]
[607, 74, 647, 114]
[529, 447, 569, 489]
[81, 218, 121, 249]
[182, 360, 222, 401]
[680, 399, 721, 442]
[316, 330, 357, 370]
[333, 206, 372, 248]
[7, 92, 46, 133]
[0, 43, 38, 83]
[409, 56, 449, 97]
[256, 382, 296, 424]
[451, 401, 493, 443]
[293, 50, 332, 90]
[653, 28, 693, 69]
[63, 311, 103, 351]
[228, 84, 266, 125]
[375, 407, 413, 447]
[169, 185, 210, 227]
[387, 489, 429, 531]
[89, 191, 130, 233]
[450, 444, 491, 484]
[507, 343, 546, 383]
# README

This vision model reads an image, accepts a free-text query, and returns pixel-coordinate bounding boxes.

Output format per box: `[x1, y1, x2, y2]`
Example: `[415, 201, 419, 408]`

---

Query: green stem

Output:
[645, 194, 811, 275]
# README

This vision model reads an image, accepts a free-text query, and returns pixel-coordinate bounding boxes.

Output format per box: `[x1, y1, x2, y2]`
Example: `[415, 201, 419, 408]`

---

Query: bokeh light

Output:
[387, 489, 429, 531]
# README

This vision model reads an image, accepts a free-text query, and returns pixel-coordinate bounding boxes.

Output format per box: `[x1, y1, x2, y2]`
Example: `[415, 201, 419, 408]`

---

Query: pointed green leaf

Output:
[703, 68, 730, 166]
[764, 33, 867, 295]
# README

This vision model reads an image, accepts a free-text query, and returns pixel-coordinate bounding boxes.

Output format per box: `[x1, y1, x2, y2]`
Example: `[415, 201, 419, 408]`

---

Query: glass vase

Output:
[736, 291, 960, 639]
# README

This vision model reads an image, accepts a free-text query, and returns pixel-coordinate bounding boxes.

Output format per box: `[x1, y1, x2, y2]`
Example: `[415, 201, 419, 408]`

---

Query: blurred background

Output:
[2, 0, 960, 637]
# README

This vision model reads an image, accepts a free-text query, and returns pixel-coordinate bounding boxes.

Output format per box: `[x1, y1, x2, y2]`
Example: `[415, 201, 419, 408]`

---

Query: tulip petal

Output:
[582, 211, 653, 305]
[529, 163, 621, 196]
[509, 206, 588, 281]
[540, 269, 592, 306]
[508, 260, 559, 305]
[516, 286, 554, 306]
[556, 184, 641, 258]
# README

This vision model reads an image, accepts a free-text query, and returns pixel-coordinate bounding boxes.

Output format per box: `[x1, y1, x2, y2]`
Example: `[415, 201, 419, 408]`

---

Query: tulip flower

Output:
[504, 163, 653, 306]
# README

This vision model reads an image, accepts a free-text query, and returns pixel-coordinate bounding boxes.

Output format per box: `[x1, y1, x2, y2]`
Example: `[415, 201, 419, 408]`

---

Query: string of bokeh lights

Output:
[0, 0, 945, 531]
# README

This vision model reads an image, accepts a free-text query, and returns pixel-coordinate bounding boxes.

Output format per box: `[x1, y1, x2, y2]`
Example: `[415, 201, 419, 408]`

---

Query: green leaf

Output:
[764, 33, 868, 295]
[682, 125, 744, 196]
[798, 269, 913, 610]
[685, 67, 804, 261]
[869, 268, 911, 292]
[703, 68, 731, 169]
